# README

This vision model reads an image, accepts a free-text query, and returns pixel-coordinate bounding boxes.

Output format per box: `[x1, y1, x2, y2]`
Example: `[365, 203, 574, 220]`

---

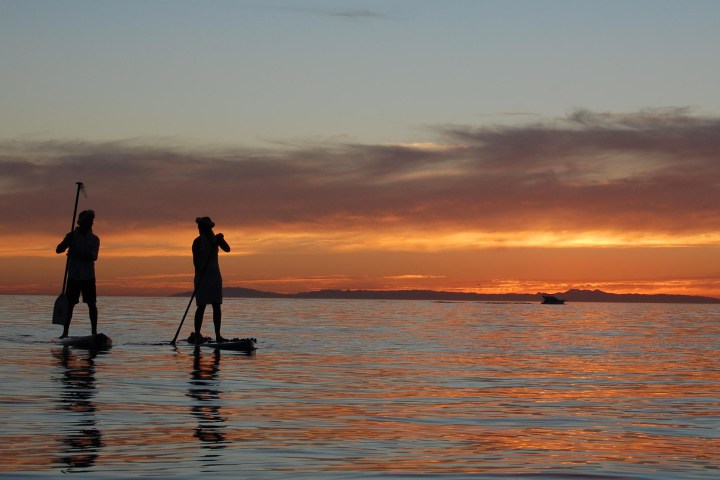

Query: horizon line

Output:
[4, 285, 720, 297]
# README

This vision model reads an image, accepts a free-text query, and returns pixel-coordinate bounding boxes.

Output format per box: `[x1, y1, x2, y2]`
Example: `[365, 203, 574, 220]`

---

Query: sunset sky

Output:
[1, 0, 719, 297]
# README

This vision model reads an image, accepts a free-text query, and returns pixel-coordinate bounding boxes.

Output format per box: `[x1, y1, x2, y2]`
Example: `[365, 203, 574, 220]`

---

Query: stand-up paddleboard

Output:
[60, 333, 112, 350]
[187, 333, 256, 352]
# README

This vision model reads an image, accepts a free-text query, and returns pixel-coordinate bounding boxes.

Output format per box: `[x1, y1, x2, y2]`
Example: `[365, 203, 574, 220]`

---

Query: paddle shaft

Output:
[170, 242, 214, 345]
[60, 182, 84, 295]
[170, 287, 199, 346]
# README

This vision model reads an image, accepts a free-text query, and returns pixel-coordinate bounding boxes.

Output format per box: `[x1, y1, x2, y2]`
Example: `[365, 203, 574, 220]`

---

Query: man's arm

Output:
[89, 235, 99, 261]
[216, 233, 231, 252]
[56, 232, 72, 254]
[192, 237, 202, 270]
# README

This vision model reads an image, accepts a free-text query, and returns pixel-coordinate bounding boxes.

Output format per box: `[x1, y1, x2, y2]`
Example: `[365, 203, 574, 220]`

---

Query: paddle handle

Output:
[60, 182, 84, 295]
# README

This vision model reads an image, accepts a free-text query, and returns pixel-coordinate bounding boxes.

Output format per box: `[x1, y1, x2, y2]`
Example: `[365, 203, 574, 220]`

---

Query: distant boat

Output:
[541, 294, 565, 305]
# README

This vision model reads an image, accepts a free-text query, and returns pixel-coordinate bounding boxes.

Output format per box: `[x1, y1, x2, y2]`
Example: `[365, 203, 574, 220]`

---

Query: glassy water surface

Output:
[0, 295, 718, 478]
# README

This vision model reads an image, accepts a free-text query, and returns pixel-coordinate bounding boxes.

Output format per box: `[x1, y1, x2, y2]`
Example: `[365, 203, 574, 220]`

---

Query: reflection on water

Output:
[188, 347, 226, 449]
[52, 347, 104, 472]
[0, 296, 718, 479]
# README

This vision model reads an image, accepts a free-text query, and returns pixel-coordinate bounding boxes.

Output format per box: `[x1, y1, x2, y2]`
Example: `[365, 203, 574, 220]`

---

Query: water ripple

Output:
[0, 296, 718, 478]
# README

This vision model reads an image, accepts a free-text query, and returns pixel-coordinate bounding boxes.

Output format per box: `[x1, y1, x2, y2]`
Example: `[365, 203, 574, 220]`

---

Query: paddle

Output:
[170, 283, 200, 345]
[170, 247, 212, 345]
[52, 182, 85, 325]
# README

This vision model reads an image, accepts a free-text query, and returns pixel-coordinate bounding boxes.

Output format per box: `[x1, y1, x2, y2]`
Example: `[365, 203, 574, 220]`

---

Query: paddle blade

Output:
[52, 294, 69, 325]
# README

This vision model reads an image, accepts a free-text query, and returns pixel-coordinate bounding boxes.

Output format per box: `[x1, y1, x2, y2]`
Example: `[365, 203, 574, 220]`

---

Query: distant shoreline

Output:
[171, 287, 720, 304]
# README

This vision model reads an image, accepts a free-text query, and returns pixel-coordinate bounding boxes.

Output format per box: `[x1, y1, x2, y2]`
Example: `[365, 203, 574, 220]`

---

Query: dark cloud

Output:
[1, 110, 719, 239]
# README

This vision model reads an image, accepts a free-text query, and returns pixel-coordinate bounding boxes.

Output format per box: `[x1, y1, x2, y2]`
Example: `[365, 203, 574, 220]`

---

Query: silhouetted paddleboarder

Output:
[191, 216, 231, 343]
[56, 210, 100, 339]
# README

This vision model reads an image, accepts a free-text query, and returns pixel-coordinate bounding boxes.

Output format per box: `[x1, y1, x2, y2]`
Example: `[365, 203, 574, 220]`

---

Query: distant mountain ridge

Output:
[172, 287, 720, 304]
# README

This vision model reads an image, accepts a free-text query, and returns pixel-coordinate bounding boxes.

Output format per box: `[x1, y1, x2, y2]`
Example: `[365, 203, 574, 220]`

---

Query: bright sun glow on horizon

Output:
[3, 226, 719, 298]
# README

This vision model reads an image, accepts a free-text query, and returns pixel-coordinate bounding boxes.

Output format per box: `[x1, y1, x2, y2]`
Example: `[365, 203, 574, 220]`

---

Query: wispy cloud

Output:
[1, 109, 719, 249]
[281, 6, 391, 21]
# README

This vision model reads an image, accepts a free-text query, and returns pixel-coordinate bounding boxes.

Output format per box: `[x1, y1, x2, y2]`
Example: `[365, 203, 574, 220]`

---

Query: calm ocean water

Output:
[0, 295, 718, 479]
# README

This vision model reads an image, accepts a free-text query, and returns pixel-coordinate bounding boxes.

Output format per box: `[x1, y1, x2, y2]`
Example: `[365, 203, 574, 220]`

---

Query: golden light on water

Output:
[1, 295, 719, 475]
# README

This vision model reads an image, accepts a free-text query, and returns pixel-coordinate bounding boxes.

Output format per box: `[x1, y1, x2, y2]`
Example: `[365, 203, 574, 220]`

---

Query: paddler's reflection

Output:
[52, 346, 104, 471]
[188, 346, 227, 447]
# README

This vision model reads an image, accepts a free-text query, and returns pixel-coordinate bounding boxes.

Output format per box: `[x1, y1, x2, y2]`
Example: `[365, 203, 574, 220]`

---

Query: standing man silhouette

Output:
[192, 217, 231, 343]
[56, 210, 100, 338]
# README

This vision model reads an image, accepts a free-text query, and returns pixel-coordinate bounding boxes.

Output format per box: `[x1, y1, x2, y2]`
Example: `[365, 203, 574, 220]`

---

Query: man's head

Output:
[196, 216, 215, 233]
[77, 210, 95, 228]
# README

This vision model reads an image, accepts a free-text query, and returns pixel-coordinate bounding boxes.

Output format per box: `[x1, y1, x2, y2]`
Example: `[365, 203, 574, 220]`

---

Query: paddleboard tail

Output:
[61, 333, 112, 350]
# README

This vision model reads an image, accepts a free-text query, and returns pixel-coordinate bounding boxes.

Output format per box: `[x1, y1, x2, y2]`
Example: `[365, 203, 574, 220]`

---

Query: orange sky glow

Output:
[1, 110, 719, 299]
[1, 228, 719, 298]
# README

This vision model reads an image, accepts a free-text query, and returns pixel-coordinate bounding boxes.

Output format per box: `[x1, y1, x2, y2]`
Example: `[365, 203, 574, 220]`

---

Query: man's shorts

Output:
[66, 278, 97, 305]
